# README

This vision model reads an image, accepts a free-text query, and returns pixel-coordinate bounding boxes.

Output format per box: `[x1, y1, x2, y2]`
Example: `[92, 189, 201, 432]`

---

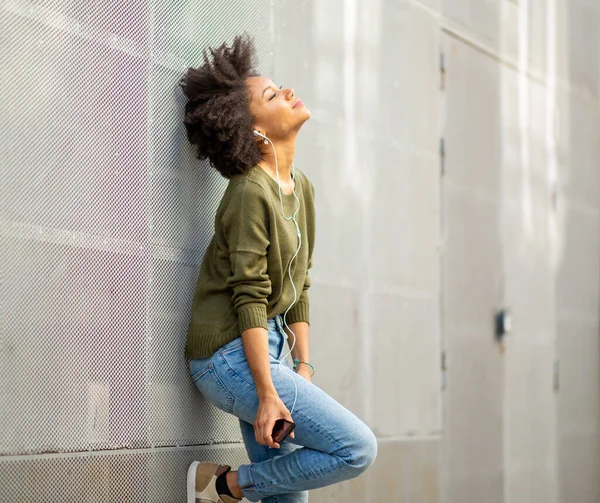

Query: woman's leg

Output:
[211, 324, 377, 502]
[238, 418, 308, 503]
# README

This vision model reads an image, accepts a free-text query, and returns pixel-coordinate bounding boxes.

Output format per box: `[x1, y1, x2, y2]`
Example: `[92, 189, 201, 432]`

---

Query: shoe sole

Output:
[187, 460, 200, 503]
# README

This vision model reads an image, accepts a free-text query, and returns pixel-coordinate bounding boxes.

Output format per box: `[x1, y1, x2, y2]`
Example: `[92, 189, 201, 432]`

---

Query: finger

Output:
[259, 426, 271, 447]
[259, 423, 270, 445]
[264, 419, 276, 443]
[255, 425, 265, 446]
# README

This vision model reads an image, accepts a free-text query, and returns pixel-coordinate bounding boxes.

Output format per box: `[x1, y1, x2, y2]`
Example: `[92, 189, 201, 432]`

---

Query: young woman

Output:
[179, 34, 377, 503]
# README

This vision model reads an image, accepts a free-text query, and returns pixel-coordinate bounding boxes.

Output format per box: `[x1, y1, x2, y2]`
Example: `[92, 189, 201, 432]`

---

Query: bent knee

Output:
[343, 426, 378, 475]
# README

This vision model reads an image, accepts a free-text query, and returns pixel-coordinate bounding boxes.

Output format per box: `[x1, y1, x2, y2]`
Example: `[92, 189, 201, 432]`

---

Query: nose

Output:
[284, 87, 295, 100]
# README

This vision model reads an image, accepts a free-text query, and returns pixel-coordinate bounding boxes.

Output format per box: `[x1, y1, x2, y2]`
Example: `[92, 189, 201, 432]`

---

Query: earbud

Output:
[253, 130, 269, 144]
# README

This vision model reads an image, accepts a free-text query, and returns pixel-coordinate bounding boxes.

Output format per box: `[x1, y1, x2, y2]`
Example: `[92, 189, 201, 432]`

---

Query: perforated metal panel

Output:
[0, 0, 273, 499]
[0, 446, 250, 502]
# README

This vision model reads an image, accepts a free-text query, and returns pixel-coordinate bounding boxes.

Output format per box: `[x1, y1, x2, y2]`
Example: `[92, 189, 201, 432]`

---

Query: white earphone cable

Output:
[256, 131, 302, 417]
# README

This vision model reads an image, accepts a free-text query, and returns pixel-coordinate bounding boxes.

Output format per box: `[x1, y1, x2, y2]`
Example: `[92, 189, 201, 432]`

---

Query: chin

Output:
[298, 108, 312, 125]
[288, 109, 312, 135]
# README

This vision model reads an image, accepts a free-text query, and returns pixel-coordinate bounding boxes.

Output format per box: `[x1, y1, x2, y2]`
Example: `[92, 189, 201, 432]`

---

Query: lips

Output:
[293, 99, 304, 108]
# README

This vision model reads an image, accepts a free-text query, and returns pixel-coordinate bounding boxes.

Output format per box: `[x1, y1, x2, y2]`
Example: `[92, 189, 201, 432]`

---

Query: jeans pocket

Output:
[220, 349, 257, 391]
[190, 361, 235, 414]
[189, 357, 212, 381]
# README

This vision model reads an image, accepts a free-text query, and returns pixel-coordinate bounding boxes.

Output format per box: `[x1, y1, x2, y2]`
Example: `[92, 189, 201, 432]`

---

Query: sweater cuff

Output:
[285, 300, 310, 325]
[237, 304, 268, 333]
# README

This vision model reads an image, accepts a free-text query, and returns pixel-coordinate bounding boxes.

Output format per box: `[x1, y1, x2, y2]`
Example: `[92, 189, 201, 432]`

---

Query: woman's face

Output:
[246, 75, 311, 141]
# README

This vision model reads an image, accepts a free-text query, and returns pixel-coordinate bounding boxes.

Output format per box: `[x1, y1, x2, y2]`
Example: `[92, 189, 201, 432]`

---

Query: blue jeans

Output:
[187, 314, 377, 502]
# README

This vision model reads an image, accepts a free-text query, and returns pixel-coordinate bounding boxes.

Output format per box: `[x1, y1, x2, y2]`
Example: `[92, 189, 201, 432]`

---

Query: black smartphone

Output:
[272, 418, 296, 444]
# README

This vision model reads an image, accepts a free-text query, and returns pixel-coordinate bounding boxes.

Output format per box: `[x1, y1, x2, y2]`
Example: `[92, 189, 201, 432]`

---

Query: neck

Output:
[258, 136, 297, 183]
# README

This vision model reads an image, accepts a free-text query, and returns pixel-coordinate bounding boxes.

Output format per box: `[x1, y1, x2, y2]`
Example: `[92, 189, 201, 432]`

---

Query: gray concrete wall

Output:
[437, 2, 600, 503]
[1, 1, 598, 502]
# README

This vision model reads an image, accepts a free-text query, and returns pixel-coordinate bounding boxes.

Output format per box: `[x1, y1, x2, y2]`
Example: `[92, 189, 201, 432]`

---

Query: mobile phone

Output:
[272, 418, 296, 444]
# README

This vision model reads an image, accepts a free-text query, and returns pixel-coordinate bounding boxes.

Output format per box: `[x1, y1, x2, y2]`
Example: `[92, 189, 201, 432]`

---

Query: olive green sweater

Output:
[184, 165, 315, 359]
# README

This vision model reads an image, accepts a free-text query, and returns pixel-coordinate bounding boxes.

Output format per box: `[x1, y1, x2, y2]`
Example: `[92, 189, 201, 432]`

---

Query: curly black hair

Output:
[178, 34, 262, 179]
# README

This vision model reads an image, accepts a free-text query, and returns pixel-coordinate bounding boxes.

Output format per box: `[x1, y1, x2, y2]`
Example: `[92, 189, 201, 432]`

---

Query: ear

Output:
[253, 129, 268, 144]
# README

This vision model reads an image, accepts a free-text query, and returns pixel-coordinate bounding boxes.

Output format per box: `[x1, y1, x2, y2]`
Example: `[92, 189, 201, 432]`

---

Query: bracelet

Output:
[293, 359, 315, 377]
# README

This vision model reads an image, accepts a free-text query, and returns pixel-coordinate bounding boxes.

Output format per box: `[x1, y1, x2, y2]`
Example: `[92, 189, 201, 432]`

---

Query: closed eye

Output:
[269, 85, 283, 101]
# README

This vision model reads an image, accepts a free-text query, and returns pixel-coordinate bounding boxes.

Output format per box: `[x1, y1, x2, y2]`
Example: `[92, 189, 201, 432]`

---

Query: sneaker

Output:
[187, 461, 243, 503]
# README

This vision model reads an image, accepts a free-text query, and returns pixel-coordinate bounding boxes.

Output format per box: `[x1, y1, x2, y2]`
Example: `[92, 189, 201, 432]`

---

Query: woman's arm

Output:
[284, 321, 313, 381]
[223, 183, 272, 333]
[284, 321, 309, 363]
[241, 326, 277, 399]
[241, 325, 296, 447]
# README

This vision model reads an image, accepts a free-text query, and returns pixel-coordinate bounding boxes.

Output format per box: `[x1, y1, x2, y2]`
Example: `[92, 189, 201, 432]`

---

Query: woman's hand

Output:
[254, 394, 295, 448]
[294, 365, 313, 383]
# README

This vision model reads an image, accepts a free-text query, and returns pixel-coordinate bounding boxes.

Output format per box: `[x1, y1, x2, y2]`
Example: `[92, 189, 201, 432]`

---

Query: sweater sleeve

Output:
[285, 177, 315, 325]
[222, 181, 272, 334]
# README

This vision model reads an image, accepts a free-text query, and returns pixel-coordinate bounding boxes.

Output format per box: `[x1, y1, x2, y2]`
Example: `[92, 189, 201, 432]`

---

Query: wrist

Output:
[293, 359, 315, 376]
[257, 386, 278, 401]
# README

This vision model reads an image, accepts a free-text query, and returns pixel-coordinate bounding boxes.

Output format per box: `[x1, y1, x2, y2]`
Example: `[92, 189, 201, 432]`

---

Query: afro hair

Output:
[178, 34, 261, 178]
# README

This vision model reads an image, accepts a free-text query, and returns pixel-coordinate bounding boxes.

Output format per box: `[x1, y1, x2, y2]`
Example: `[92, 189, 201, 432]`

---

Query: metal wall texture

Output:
[0, 1, 598, 502]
